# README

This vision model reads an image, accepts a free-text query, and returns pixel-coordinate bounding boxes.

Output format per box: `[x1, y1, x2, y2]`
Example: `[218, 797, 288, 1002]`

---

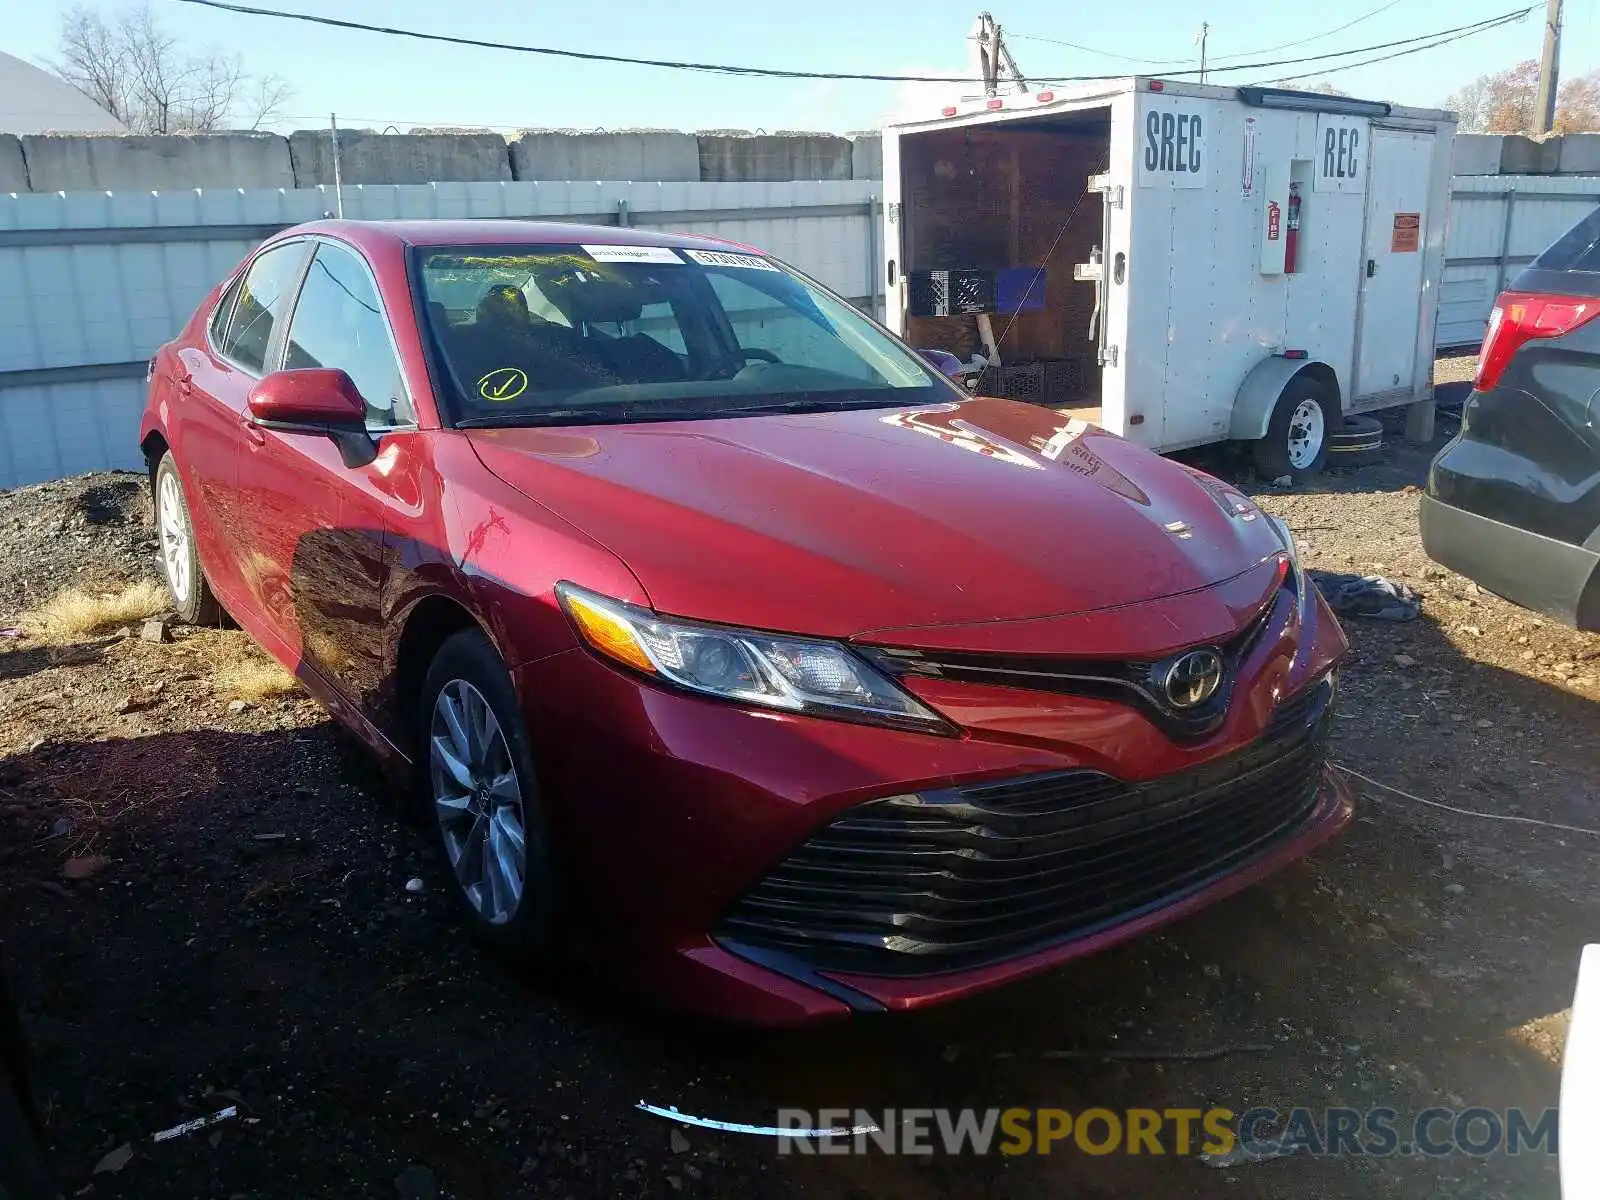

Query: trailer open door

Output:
[880, 126, 906, 338]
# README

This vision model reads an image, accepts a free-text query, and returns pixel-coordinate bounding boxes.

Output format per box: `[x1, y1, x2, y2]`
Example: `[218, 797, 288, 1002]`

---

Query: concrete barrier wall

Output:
[288, 130, 513, 186]
[1453, 133, 1600, 176]
[510, 130, 700, 181]
[697, 132, 853, 182]
[18, 132, 294, 192]
[5, 130, 1600, 191]
[2, 129, 889, 192]
[0, 136, 26, 192]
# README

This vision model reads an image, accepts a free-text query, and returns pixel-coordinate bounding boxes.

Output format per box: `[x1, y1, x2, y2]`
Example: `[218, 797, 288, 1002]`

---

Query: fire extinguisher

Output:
[1285, 182, 1302, 274]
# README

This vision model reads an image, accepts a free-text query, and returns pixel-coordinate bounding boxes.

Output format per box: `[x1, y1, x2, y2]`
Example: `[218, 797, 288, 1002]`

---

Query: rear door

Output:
[1354, 128, 1433, 397]
[175, 238, 311, 611]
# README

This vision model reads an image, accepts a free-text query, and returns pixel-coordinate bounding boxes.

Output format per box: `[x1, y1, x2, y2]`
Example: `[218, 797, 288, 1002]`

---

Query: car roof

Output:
[286, 219, 753, 254]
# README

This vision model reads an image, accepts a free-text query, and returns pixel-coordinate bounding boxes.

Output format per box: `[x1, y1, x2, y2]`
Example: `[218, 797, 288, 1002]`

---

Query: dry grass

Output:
[23, 581, 167, 642]
[214, 659, 300, 702]
[188, 631, 302, 702]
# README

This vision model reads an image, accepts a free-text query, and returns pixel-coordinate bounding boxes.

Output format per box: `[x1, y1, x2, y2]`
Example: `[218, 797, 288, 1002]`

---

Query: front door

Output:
[233, 239, 417, 717]
[1355, 128, 1433, 398]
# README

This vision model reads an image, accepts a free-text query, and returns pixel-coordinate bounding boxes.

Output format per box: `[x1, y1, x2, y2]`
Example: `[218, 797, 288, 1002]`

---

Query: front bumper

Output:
[515, 584, 1351, 1026]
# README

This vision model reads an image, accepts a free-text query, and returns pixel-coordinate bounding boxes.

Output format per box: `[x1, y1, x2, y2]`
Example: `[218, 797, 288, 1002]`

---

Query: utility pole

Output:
[1534, 0, 1562, 133]
[969, 12, 1029, 97]
[1195, 22, 1210, 84]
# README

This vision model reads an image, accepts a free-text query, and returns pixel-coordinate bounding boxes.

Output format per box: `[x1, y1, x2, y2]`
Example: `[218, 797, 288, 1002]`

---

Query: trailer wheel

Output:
[1253, 377, 1336, 483]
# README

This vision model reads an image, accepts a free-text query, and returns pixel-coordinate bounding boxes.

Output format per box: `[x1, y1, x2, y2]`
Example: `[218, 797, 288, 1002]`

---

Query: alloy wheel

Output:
[429, 679, 527, 925]
[157, 472, 191, 605]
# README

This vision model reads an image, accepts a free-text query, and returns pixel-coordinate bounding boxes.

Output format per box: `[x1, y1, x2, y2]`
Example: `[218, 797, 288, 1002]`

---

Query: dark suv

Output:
[1422, 206, 1600, 630]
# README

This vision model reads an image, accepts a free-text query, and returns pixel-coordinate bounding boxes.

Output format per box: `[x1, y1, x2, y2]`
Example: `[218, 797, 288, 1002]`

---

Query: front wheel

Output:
[419, 629, 554, 958]
[1252, 377, 1336, 484]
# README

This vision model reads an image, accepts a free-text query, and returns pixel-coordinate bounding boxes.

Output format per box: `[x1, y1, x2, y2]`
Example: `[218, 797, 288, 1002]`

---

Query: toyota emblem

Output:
[1162, 649, 1224, 710]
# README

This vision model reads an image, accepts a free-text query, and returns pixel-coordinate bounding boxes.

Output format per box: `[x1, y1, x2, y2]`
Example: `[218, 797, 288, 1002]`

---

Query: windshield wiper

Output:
[454, 408, 637, 429]
[710, 396, 908, 417]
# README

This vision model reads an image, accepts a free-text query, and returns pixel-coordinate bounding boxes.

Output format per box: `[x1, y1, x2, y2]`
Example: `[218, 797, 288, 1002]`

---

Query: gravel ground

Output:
[1, 403, 1596, 1199]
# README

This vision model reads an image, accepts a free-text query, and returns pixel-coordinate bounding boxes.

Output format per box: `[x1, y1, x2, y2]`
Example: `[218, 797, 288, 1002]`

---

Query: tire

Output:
[152, 452, 224, 626]
[418, 628, 553, 958]
[1252, 376, 1337, 484]
[1327, 414, 1384, 468]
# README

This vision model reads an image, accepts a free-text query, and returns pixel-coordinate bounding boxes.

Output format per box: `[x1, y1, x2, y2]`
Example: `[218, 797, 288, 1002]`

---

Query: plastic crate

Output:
[978, 358, 1087, 406]
[908, 269, 996, 317]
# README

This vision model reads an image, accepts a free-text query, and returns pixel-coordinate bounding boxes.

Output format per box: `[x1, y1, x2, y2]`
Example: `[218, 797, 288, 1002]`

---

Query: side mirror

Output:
[246, 369, 376, 467]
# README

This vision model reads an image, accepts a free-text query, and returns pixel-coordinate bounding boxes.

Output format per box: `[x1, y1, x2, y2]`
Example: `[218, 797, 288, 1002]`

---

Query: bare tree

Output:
[51, 3, 290, 133]
[1444, 60, 1600, 133]
[1304, 81, 1351, 97]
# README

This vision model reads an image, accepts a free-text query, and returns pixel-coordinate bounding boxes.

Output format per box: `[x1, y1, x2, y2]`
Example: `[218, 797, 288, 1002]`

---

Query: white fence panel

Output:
[1438, 175, 1600, 349]
[0, 180, 880, 488]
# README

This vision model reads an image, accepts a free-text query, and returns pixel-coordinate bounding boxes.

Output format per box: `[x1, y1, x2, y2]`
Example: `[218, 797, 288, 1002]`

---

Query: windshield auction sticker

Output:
[477, 367, 528, 402]
[683, 249, 780, 271]
[580, 245, 684, 265]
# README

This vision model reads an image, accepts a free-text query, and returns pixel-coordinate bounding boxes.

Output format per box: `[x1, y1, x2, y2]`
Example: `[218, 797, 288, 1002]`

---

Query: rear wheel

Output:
[153, 452, 223, 625]
[419, 629, 553, 958]
[1253, 377, 1336, 484]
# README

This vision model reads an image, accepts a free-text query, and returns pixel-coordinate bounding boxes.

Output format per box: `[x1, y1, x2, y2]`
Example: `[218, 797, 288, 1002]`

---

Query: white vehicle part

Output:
[1230, 355, 1340, 442]
[1562, 945, 1600, 1199]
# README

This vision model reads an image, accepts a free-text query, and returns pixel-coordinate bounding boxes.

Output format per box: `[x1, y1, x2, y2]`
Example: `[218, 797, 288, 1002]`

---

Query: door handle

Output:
[175, 373, 194, 396]
[1366, 259, 1377, 278]
[239, 413, 266, 446]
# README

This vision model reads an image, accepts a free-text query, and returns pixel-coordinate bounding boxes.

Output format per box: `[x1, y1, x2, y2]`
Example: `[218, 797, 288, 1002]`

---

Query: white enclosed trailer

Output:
[880, 78, 1456, 478]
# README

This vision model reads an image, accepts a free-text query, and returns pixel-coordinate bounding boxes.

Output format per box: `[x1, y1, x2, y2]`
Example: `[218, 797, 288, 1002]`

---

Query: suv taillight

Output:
[1476, 291, 1600, 391]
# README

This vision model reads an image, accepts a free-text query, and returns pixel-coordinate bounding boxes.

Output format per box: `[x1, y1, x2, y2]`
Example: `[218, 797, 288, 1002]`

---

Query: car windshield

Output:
[414, 244, 951, 426]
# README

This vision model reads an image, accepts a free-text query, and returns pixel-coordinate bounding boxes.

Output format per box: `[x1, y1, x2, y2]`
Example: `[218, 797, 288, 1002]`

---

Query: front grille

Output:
[856, 589, 1283, 743]
[718, 676, 1333, 977]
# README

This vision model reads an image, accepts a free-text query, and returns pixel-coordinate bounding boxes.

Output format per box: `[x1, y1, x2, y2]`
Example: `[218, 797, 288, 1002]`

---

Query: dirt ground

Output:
[2, 393, 1597, 1199]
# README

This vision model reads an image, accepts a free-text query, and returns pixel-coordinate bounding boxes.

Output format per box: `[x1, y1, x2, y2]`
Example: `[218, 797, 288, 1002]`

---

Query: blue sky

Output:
[8, 0, 1599, 134]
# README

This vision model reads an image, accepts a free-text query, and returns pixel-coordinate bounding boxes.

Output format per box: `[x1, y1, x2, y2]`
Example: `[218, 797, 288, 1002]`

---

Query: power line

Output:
[1011, 0, 1407, 68]
[174, 0, 1531, 86]
[1164, 9, 1533, 79]
[1260, 10, 1532, 84]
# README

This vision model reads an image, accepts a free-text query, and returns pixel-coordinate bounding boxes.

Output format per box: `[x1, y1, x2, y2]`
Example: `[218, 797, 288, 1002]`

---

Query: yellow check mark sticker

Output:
[477, 367, 528, 402]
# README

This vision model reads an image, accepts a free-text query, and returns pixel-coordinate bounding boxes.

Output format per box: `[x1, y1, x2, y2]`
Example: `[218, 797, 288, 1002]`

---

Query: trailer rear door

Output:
[1354, 128, 1434, 397]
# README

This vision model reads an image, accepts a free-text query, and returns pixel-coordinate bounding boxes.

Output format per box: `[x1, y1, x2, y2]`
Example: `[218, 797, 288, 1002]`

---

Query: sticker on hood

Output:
[683, 249, 779, 271]
[581, 245, 685, 265]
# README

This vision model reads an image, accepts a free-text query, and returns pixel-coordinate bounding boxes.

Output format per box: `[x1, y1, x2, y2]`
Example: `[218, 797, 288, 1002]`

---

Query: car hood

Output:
[466, 398, 1284, 644]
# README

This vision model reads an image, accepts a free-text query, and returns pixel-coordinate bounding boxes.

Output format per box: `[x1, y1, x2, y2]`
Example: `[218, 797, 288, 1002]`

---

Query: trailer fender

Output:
[1230, 357, 1342, 441]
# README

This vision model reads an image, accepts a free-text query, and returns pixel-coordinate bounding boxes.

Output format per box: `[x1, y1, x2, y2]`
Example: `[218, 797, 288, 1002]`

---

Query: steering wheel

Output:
[737, 348, 781, 364]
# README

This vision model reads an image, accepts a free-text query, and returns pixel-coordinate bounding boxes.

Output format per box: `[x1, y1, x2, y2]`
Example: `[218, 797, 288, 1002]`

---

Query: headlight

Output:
[555, 583, 953, 735]
[1265, 514, 1313, 630]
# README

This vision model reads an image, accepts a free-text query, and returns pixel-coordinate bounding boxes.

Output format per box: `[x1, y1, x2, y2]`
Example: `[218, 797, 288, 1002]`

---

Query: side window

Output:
[283, 243, 411, 426]
[1532, 206, 1600, 273]
[218, 242, 306, 373]
[209, 272, 243, 344]
[704, 272, 880, 382]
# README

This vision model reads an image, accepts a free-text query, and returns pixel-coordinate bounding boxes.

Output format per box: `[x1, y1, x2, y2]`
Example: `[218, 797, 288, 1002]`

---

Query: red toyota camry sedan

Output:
[140, 219, 1353, 1025]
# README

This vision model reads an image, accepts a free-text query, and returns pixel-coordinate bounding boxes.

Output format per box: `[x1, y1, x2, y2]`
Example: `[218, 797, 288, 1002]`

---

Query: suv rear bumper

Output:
[1419, 493, 1599, 628]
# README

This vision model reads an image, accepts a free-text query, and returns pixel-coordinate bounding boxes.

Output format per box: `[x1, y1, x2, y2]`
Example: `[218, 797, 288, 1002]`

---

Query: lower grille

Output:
[718, 676, 1334, 977]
